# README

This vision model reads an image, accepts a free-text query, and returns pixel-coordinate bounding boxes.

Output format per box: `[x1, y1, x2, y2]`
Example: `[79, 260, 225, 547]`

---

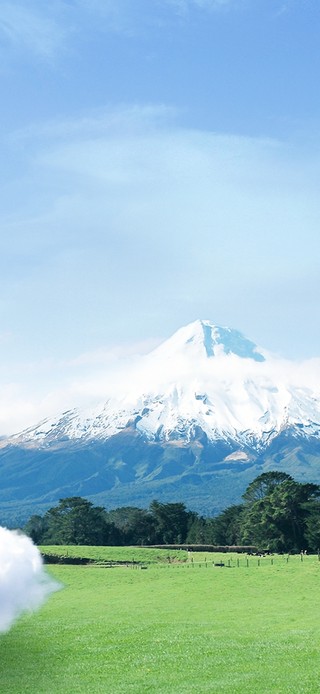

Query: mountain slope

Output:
[1, 319, 320, 525]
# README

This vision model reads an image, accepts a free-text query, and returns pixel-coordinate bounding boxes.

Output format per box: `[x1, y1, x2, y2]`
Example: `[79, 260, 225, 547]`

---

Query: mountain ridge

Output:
[1, 319, 320, 524]
[9, 319, 320, 447]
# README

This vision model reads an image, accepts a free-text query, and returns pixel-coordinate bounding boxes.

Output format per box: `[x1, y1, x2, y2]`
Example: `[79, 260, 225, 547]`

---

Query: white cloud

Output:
[0, 384, 44, 437]
[2, 334, 320, 437]
[3, 106, 320, 320]
[0, 336, 163, 434]
[1, 105, 320, 433]
[0, 3, 66, 60]
[0, 528, 60, 633]
[0, 0, 250, 64]
[0, 0, 279, 69]
[11, 104, 177, 142]
[0, 0, 143, 62]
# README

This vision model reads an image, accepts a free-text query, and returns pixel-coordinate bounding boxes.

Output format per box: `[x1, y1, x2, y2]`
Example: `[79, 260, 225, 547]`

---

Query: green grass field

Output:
[0, 550, 319, 693]
[41, 545, 188, 564]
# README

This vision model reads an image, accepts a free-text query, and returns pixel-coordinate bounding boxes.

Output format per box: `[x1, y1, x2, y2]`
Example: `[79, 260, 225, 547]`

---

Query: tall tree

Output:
[186, 514, 207, 544]
[23, 514, 48, 544]
[304, 500, 320, 552]
[149, 501, 190, 544]
[105, 507, 156, 545]
[242, 471, 293, 504]
[241, 478, 320, 552]
[207, 505, 244, 546]
[42, 497, 115, 545]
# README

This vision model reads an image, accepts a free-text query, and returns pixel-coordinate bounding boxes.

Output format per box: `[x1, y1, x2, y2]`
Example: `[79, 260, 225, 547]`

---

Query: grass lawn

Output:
[40, 545, 188, 564]
[0, 551, 319, 693]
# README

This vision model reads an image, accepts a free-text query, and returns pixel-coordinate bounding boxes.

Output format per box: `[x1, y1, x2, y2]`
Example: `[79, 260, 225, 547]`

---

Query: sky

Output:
[1, 0, 320, 434]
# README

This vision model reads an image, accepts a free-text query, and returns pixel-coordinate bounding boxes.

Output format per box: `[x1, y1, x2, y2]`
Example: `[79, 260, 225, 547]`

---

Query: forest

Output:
[23, 471, 320, 553]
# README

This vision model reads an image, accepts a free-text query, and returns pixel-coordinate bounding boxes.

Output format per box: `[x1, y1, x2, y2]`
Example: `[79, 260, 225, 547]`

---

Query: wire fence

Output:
[146, 552, 320, 570]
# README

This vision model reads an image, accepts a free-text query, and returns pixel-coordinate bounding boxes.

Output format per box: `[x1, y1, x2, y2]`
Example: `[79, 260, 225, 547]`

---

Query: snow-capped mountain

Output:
[11, 319, 320, 448]
[2, 319, 320, 524]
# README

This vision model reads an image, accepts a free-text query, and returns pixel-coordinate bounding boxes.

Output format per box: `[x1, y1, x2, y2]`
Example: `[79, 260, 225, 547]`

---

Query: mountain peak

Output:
[154, 319, 266, 362]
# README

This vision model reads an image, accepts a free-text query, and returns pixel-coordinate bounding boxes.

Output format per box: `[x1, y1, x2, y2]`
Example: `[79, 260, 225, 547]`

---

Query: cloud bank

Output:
[0, 527, 60, 633]
[0, 103, 320, 434]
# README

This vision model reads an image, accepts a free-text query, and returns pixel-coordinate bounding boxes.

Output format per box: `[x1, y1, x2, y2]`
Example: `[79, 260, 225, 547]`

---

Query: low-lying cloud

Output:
[0, 527, 60, 633]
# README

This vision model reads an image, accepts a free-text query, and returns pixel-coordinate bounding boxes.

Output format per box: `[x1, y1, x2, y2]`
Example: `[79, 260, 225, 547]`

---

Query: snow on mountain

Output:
[11, 320, 320, 449]
[151, 319, 266, 362]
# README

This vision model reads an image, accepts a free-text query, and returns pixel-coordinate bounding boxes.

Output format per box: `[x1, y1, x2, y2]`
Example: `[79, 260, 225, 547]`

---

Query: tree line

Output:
[24, 471, 320, 552]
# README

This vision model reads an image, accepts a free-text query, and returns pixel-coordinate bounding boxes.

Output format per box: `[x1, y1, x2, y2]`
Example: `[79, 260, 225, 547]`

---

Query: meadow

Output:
[41, 545, 188, 564]
[0, 548, 320, 693]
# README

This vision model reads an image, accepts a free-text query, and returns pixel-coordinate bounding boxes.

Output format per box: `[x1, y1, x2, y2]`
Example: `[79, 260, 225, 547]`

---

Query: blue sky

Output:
[1, 0, 320, 433]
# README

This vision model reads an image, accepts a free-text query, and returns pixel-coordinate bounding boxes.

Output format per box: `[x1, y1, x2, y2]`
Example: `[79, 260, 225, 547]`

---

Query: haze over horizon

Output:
[1, 0, 320, 433]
